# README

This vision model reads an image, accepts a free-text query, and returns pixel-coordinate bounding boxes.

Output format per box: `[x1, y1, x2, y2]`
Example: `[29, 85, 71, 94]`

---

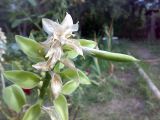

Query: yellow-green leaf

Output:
[54, 95, 68, 120]
[2, 84, 26, 113]
[62, 80, 79, 95]
[79, 39, 96, 48]
[63, 45, 78, 59]
[4, 70, 41, 89]
[23, 103, 41, 120]
[82, 47, 139, 62]
[60, 68, 91, 85]
[16, 35, 45, 62]
[54, 62, 64, 73]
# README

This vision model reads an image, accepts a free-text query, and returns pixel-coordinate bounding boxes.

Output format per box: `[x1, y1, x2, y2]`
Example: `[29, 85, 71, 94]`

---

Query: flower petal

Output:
[32, 61, 50, 71]
[41, 36, 54, 47]
[70, 22, 79, 32]
[42, 18, 63, 35]
[45, 41, 61, 58]
[42, 18, 55, 35]
[50, 47, 62, 64]
[45, 47, 55, 58]
[63, 22, 79, 37]
[61, 13, 73, 28]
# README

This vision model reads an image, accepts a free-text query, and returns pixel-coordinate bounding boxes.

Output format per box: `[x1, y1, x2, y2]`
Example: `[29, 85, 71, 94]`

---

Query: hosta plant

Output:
[3, 13, 138, 120]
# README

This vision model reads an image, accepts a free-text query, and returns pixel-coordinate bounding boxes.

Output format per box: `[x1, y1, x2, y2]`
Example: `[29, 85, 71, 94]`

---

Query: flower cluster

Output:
[32, 13, 82, 71]
[0, 28, 7, 62]
[32, 13, 82, 98]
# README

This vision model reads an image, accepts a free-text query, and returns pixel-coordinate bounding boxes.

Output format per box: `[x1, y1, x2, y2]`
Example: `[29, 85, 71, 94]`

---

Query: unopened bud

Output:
[51, 74, 62, 98]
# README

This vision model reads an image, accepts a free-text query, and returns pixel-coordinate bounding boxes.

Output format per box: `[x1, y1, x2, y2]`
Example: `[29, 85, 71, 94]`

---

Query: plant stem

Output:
[0, 109, 11, 120]
[0, 62, 5, 89]
[0, 101, 12, 120]
[72, 105, 80, 120]
[38, 72, 51, 104]
[93, 58, 101, 76]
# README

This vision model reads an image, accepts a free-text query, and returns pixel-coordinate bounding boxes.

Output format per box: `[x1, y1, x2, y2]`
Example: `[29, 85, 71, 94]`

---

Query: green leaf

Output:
[12, 18, 30, 28]
[54, 62, 64, 73]
[65, 50, 78, 59]
[54, 95, 68, 120]
[60, 68, 91, 85]
[2, 84, 26, 113]
[23, 103, 41, 120]
[15, 35, 45, 62]
[4, 70, 41, 89]
[79, 39, 97, 48]
[82, 47, 139, 62]
[63, 45, 78, 59]
[62, 80, 79, 95]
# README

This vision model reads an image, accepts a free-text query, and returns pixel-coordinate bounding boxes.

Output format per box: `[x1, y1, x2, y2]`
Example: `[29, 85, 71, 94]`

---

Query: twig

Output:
[134, 62, 160, 99]
[93, 32, 101, 76]
[143, 58, 160, 63]
[0, 62, 5, 89]
[72, 105, 80, 120]
[0, 101, 12, 120]
[0, 109, 12, 120]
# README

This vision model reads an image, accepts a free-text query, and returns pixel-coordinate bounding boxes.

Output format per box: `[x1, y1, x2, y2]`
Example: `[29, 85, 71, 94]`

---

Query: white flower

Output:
[32, 41, 62, 71]
[41, 12, 83, 55]
[33, 13, 83, 71]
[42, 12, 79, 40]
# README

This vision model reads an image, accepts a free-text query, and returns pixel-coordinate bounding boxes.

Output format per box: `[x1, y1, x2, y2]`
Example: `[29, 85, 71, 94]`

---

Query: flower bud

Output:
[51, 74, 62, 98]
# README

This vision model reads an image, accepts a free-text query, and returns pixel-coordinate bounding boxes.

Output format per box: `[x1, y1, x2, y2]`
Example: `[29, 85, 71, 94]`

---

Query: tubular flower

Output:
[33, 13, 83, 71]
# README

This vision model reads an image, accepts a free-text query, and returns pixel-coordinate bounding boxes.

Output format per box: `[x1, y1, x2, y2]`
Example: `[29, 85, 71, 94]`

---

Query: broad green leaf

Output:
[62, 80, 79, 95]
[63, 45, 78, 59]
[65, 50, 78, 59]
[2, 84, 26, 113]
[54, 62, 64, 73]
[54, 95, 68, 120]
[79, 39, 97, 48]
[15, 35, 45, 62]
[82, 47, 139, 62]
[4, 70, 41, 89]
[23, 103, 41, 120]
[60, 68, 91, 85]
